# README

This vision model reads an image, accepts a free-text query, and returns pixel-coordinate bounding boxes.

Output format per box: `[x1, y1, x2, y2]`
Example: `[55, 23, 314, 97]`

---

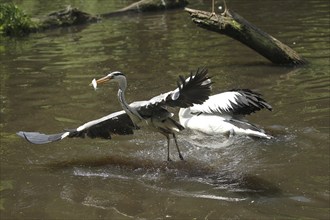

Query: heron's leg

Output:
[229, 129, 235, 138]
[172, 133, 184, 160]
[224, 129, 235, 139]
[164, 134, 172, 162]
[158, 128, 173, 161]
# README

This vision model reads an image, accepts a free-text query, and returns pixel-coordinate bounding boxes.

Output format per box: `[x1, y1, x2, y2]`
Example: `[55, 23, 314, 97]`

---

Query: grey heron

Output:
[179, 89, 273, 139]
[17, 67, 212, 161]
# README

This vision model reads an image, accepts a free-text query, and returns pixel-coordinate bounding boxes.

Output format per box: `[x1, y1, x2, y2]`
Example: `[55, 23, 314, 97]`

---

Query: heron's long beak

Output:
[95, 75, 111, 84]
[89, 75, 112, 88]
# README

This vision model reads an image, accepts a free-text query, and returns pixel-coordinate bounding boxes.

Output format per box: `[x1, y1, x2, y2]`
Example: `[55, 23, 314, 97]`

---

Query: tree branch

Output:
[185, 7, 306, 66]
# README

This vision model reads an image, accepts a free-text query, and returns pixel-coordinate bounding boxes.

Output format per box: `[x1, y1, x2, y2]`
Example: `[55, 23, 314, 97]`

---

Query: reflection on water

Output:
[1, 0, 329, 219]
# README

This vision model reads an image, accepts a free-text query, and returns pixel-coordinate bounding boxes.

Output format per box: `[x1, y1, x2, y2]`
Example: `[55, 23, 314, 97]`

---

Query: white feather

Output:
[189, 92, 241, 115]
[60, 132, 70, 140]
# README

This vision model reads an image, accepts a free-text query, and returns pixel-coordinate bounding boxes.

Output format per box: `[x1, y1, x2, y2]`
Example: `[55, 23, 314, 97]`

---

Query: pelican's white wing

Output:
[189, 89, 272, 116]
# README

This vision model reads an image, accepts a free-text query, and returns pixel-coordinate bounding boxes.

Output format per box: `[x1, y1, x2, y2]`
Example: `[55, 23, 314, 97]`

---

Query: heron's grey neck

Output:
[117, 87, 142, 125]
[116, 77, 130, 114]
[117, 89, 130, 113]
[118, 77, 127, 91]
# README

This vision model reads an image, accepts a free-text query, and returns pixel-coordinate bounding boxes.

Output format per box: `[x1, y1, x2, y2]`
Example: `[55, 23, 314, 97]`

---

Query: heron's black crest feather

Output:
[110, 71, 125, 77]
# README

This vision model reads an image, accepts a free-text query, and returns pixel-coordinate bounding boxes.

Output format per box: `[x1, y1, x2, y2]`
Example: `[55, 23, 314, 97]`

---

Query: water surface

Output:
[1, 0, 329, 219]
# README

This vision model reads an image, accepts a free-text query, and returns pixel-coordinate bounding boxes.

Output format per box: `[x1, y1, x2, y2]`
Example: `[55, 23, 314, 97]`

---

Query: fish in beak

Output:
[89, 75, 112, 90]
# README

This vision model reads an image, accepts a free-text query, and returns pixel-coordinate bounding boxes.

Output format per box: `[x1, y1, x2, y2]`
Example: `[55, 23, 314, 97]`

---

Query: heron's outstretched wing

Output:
[189, 89, 272, 116]
[136, 67, 212, 116]
[17, 110, 137, 144]
[17, 131, 67, 144]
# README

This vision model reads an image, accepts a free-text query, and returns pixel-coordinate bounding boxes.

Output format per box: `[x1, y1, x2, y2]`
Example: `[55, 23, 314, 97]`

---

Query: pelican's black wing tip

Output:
[172, 66, 212, 108]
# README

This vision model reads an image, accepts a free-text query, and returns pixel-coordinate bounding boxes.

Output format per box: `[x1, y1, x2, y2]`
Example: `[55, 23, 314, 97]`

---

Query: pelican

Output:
[179, 89, 273, 139]
[17, 67, 212, 161]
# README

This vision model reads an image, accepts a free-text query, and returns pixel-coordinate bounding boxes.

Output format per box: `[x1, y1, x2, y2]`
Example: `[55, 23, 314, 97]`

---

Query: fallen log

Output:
[185, 7, 306, 66]
[39, 5, 99, 30]
[101, 0, 189, 18]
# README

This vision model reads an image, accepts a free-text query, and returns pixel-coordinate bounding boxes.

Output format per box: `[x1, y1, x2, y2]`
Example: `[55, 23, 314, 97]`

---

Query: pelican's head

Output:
[90, 71, 127, 90]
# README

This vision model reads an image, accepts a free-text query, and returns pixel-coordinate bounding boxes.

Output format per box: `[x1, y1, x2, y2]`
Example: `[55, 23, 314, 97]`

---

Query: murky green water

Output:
[1, 0, 329, 219]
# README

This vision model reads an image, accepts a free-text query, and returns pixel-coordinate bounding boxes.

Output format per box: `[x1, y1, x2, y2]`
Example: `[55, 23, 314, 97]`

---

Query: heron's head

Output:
[90, 71, 127, 90]
[96, 71, 125, 83]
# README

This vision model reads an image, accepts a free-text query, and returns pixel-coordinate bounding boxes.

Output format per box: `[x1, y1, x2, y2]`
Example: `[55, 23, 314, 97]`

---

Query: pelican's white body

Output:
[179, 92, 272, 139]
[179, 109, 270, 138]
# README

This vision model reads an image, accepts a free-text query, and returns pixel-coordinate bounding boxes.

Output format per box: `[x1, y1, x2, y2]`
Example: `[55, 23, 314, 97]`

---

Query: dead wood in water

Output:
[185, 7, 307, 66]
[101, 0, 189, 18]
[39, 6, 99, 30]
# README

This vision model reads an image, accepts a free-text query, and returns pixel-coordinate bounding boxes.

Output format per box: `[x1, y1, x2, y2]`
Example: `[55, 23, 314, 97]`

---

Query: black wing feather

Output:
[138, 67, 212, 115]
[189, 89, 272, 116]
[228, 89, 272, 115]
[169, 67, 211, 107]
[17, 111, 137, 144]
[70, 112, 136, 139]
